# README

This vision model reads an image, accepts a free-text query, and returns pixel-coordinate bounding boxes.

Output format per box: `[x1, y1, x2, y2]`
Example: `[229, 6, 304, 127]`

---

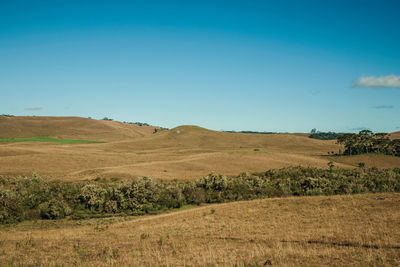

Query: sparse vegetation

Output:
[123, 120, 169, 130]
[123, 121, 151, 127]
[1, 166, 399, 224]
[102, 117, 113, 121]
[224, 130, 277, 134]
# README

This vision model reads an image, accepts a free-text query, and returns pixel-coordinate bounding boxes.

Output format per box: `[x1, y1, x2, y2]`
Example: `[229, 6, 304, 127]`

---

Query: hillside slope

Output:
[108, 125, 338, 152]
[0, 116, 155, 141]
[1, 118, 399, 180]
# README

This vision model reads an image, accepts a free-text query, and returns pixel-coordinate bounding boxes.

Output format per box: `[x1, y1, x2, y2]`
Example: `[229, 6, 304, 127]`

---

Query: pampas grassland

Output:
[1, 116, 399, 266]
[1, 116, 399, 181]
[1, 193, 399, 266]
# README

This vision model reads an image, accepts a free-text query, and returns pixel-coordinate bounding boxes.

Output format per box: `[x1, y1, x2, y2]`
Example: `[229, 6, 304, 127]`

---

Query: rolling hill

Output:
[0, 116, 156, 141]
[0, 116, 399, 180]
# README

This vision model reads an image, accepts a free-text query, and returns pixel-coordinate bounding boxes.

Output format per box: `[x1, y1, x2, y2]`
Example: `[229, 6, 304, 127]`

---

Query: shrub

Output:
[182, 185, 205, 205]
[158, 184, 185, 208]
[1, 167, 400, 224]
[104, 200, 118, 213]
[0, 190, 24, 223]
[79, 184, 106, 211]
[39, 200, 71, 219]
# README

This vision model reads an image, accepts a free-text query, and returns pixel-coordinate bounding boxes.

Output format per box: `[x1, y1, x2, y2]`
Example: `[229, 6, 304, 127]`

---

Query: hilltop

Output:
[0, 116, 156, 141]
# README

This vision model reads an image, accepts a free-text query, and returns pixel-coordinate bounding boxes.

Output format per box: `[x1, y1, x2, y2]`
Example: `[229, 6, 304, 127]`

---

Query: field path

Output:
[69, 151, 222, 176]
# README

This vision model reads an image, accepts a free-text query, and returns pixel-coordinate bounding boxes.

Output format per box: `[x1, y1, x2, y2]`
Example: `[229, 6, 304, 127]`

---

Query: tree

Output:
[336, 131, 399, 157]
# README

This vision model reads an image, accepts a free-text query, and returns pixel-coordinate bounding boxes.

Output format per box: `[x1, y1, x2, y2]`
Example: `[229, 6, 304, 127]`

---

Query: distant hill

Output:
[0, 116, 156, 141]
[107, 125, 338, 152]
[1, 117, 399, 180]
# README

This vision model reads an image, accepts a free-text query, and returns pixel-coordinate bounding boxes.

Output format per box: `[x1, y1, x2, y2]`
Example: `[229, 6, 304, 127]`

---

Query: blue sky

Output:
[1, 0, 399, 132]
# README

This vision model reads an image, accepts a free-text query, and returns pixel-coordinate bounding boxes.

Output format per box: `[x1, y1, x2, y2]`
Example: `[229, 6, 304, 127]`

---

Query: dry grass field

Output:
[390, 131, 400, 140]
[0, 193, 399, 266]
[1, 116, 399, 266]
[0, 116, 156, 141]
[1, 116, 399, 181]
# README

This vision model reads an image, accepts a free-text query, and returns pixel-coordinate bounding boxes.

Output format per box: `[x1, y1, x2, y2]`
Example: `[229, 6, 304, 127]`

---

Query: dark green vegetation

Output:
[309, 131, 339, 140]
[224, 130, 276, 134]
[123, 121, 151, 126]
[101, 117, 114, 121]
[1, 166, 399, 224]
[0, 137, 102, 144]
[337, 130, 400, 156]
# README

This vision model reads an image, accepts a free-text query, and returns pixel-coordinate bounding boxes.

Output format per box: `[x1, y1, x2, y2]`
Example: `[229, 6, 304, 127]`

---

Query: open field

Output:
[2, 2, 399, 266]
[390, 131, 400, 140]
[0, 116, 399, 181]
[1, 193, 399, 266]
[0, 137, 102, 144]
[0, 116, 156, 141]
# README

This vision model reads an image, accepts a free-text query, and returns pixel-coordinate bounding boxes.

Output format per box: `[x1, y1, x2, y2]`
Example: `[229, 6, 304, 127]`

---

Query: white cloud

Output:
[354, 74, 400, 88]
[25, 106, 43, 111]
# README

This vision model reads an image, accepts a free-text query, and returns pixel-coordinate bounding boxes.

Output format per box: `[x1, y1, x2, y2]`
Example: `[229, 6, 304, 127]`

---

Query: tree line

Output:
[309, 131, 338, 140]
[337, 130, 400, 157]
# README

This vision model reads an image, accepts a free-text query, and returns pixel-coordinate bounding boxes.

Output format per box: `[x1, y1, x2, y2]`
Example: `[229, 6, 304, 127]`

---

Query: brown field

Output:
[0, 116, 399, 181]
[390, 131, 400, 140]
[1, 193, 399, 266]
[0, 116, 155, 141]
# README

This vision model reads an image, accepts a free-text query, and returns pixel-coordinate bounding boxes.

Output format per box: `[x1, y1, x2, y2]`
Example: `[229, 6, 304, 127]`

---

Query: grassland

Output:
[0, 116, 156, 141]
[0, 116, 399, 266]
[0, 137, 102, 144]
[1, 193, 399, 266]
[1, 117, 399, 181]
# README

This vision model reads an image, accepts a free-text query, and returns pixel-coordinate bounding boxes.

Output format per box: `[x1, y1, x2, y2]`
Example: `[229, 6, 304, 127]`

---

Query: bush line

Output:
[1, 166, 400, 224]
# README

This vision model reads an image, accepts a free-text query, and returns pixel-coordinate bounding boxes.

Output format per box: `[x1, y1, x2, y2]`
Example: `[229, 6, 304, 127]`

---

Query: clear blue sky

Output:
[1, 0, 399, 132]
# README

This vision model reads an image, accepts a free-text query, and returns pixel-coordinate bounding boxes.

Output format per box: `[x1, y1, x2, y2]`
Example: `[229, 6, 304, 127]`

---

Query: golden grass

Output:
[329, 154, 400, 169]
[1, 118, 399, 181]
[0, 116, 155, 141]
[390, 131, 400, 140]
[1, 193, 399, 266]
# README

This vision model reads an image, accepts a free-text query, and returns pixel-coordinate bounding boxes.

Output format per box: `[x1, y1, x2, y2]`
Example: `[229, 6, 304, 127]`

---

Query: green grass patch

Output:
[0, 137, 102, 144]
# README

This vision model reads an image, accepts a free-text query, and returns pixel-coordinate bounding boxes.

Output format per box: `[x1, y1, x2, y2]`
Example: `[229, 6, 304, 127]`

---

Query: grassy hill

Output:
[0, 116, 156, 141]
[0, 116, 399, 180]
